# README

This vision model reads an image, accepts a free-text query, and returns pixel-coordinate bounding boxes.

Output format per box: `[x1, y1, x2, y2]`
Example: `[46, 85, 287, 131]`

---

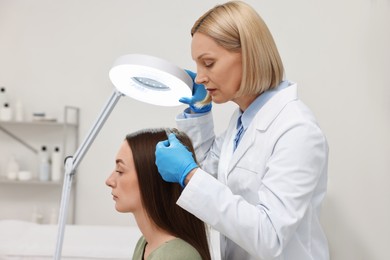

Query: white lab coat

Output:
[176, 83, 329, 260]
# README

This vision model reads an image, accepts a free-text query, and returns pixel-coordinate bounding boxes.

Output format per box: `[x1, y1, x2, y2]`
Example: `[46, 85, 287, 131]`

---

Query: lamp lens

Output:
[132, 77, 170, 91]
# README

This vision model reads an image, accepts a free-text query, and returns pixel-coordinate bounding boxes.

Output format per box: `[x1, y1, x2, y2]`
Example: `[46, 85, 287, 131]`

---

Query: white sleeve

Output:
[176, 111, 221, 177]
[177, 120, 328, 259]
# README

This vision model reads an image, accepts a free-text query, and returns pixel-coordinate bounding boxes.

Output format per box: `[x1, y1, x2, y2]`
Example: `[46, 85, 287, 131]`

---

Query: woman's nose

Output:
[195, 70, 208, 85]
[105, 173, 115, 187]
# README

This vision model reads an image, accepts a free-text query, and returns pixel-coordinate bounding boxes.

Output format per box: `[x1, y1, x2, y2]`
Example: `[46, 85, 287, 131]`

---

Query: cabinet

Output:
[0, 106, 79, 224]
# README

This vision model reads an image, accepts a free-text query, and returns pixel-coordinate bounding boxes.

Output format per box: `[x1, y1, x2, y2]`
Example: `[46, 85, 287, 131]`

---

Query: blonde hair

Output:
[192, 1, 284, 102]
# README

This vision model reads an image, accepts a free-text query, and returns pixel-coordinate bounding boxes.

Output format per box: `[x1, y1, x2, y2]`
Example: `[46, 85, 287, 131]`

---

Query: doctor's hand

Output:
[179, 70, 212, 113]
[155, 133, 198, 187]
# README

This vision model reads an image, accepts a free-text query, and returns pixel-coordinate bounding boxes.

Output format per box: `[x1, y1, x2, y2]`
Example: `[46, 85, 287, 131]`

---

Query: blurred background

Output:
[0, 0, 389, 259]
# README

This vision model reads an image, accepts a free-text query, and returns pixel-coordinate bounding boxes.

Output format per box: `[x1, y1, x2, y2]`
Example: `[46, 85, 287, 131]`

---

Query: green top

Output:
[132, 236, 202, 260]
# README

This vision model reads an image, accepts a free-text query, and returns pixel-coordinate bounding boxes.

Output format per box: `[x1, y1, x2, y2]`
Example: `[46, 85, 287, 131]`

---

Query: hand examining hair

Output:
[179, 70, 212, 113]
[155, 133, 198, 187]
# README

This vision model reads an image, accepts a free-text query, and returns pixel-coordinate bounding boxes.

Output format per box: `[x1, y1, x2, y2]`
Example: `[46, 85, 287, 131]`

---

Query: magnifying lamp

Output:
[54, 54, 192, 259]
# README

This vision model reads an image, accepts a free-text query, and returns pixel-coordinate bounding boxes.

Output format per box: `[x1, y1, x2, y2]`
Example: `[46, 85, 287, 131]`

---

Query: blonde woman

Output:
[155, 1, 329, 259]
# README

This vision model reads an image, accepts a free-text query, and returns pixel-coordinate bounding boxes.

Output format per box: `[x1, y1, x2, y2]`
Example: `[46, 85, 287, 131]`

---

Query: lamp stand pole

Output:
[54, 90, 124, 260]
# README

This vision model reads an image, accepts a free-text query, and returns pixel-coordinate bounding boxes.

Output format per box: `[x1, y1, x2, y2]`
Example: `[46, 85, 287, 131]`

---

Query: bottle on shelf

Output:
[0, 103, 12, 121]
[0, 87, 7, 105]
[38, 145, 51, 181]
[17, 170, 32, 181]
[51, 146, 62, 182]
[0, 87, 9, 121]
[6, 155, 19, 180]
[15, 99, 24, 122]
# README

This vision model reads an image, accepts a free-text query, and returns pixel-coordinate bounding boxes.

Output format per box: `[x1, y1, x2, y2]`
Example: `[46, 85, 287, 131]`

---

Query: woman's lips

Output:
[206, 88, 216, 95]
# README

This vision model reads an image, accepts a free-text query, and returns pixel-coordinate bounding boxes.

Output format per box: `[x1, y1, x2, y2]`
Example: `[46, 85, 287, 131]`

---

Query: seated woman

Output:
[105, 128, 211, 260]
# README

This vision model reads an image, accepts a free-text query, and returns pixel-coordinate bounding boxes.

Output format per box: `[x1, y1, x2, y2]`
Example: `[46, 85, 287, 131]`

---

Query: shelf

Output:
[0, 120, 78, 127]
[0, 177, 63, 186]
[0, 106, 79, 224]
[0, 106, 79, 154]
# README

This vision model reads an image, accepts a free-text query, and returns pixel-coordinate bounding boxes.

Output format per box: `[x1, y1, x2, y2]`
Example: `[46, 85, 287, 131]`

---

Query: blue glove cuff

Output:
[179, 162, 198, 187]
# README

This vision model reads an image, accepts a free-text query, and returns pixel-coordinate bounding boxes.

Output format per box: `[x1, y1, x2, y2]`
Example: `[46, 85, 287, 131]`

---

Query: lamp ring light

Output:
[109, 54, 193, 106]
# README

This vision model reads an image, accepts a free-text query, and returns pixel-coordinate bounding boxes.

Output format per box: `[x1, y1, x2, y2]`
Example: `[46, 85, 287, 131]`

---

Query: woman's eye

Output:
[203, 60, 214, 67]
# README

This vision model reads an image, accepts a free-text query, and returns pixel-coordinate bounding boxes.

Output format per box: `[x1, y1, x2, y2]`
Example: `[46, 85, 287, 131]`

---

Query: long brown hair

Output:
[125, 128, 211, 260]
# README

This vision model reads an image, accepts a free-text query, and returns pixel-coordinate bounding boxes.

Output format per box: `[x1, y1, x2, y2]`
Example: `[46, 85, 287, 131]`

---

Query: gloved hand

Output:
[155, 133, 198, 187]
[179, 70, 212, 113]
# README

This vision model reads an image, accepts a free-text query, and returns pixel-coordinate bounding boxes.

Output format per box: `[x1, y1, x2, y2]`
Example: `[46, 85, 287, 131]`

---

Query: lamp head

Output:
[109, 54, 193, 106]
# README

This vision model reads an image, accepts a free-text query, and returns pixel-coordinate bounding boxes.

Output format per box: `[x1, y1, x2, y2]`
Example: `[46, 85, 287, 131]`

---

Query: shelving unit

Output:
[0, 106, 79, 224]
[0, 178, 62, 185]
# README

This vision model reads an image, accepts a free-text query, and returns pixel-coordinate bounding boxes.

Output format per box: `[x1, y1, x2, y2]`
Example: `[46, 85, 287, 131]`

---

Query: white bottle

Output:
[0, 87, 10, 121]
[51, 146, 62, 182]
[38, 145, 51, 181]
[0, 103, 12, 121]
[0, 87, 7, 106]
[15, 99, 24, 122]
[6, 155, 19, 180]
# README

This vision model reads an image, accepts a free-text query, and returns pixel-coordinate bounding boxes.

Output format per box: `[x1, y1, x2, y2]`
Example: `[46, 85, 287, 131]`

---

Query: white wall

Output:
[0, 0, 389, 259]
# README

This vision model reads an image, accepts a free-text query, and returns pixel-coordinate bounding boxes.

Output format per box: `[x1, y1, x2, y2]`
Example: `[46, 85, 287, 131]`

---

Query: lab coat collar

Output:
[227, 82, 298, 173]
[254, 82, 298, 131]
[240, 80, 290, 131]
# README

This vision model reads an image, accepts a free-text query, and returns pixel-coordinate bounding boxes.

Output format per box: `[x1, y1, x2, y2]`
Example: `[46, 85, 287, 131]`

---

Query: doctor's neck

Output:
[234, 94, 259, 112]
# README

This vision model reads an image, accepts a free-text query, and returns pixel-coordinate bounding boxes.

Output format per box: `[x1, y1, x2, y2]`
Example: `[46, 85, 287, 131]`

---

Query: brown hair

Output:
[125, 128, 211, 260]
[192, 1, 284, 103]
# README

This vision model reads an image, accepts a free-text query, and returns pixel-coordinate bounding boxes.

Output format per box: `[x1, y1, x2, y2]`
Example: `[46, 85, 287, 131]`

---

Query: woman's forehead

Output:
[116, 141, 132, 164]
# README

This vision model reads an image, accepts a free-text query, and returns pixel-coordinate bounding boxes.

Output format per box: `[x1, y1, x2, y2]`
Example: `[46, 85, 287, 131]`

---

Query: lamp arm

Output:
[71, 90, 124, 170]
[54, 89, 124, 260]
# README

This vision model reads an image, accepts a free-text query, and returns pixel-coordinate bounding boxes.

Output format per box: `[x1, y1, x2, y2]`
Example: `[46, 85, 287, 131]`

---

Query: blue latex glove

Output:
[179, 70, 212, 113]
[155, 133, 198, 187]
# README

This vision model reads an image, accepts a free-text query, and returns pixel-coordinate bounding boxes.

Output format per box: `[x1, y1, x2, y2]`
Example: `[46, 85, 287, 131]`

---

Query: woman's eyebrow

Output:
[115, 159, 125, 165]
[195, 52, 211, 61]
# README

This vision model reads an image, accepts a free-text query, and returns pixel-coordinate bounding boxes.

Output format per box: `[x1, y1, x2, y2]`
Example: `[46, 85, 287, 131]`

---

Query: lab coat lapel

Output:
[226, 83, 298, 175]
[218, 109, 240, 184]
[226, 124, 255, 174]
